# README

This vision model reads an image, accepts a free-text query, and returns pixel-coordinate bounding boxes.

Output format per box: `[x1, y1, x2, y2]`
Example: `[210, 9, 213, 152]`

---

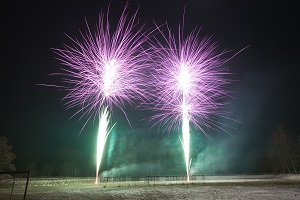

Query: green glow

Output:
[95, 107, 116, 184]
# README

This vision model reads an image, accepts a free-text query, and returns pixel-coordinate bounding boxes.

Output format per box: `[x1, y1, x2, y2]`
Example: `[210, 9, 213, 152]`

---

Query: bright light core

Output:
[181, 102, 189, 114]
[103, 59, 118, 97]
[178, 64, 191, 93]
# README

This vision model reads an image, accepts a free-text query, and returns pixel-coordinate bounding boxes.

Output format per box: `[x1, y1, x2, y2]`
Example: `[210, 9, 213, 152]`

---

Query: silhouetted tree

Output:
[268, 124, 297, 173]
[295, 135, 300, 172]
[0, 136, 16, 171]
[15, 150, 39, 176]
[40, 161, 54, 177]
[58, 148, 83, 177]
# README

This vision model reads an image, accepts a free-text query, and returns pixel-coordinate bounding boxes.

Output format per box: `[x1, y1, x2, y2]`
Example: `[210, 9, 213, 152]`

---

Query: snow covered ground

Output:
[1, 175, 299, 199]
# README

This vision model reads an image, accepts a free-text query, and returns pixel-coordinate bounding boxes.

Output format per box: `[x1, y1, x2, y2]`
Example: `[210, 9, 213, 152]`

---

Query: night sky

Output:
[2, 0, 299, 176]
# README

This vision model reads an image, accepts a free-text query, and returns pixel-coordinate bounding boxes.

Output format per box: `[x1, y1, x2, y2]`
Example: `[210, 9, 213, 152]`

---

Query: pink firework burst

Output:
[148, 23, 238, 135]
[52, 5, 150, 123]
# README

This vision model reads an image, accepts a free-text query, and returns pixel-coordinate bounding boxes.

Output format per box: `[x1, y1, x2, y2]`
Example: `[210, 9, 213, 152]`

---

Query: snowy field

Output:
[1, 175, 300, 199]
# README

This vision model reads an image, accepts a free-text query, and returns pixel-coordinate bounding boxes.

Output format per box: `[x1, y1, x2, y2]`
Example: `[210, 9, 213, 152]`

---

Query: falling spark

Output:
[148, 22, 236, 181]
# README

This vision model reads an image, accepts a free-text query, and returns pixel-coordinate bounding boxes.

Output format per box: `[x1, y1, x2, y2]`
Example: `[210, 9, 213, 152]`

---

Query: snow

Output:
[1, 175, 299, 199]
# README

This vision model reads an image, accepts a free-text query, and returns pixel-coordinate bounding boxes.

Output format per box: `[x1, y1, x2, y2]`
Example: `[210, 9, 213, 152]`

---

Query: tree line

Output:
[0, 139, 94, 177]
[1, 123, 299, 176]
[260, 124, 300, 173]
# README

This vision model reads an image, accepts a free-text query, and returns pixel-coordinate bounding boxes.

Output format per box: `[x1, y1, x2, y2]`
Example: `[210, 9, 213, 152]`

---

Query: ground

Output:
[1, 175, 300, 199]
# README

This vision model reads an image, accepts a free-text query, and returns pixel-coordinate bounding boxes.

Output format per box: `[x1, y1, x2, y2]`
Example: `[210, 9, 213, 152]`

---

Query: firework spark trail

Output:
[52, 4, 150, 184]
[148, 23, 234, 181]
[95, 107, 116, 184]
[180, 96, 191, 181]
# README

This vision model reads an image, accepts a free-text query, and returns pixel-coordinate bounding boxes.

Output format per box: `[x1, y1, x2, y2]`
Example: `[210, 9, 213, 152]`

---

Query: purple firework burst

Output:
[52, 5, 150, 123]
[148, 23, 236, 135]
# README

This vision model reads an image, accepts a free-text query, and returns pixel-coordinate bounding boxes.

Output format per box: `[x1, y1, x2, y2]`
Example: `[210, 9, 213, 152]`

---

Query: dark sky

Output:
[1, 0, 299, 175]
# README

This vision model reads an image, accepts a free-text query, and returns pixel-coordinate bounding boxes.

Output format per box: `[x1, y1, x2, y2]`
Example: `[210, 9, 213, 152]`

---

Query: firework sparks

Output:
[148, 23, 234, 181]
[53, 6, 148, 117]
[53, 4, 150, 184]
[95, 107, 115, 184]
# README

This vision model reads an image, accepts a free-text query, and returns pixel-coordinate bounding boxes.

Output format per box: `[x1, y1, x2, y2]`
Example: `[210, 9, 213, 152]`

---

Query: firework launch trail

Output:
[148, 23, 234, 181]
[53, 4, 149, 184]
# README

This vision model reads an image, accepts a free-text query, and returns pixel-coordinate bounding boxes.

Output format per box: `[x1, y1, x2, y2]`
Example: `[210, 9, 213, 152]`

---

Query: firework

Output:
[148, 23, 234, 181]
[53, 4, 149, 184]
[95, 107, 116, 184]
